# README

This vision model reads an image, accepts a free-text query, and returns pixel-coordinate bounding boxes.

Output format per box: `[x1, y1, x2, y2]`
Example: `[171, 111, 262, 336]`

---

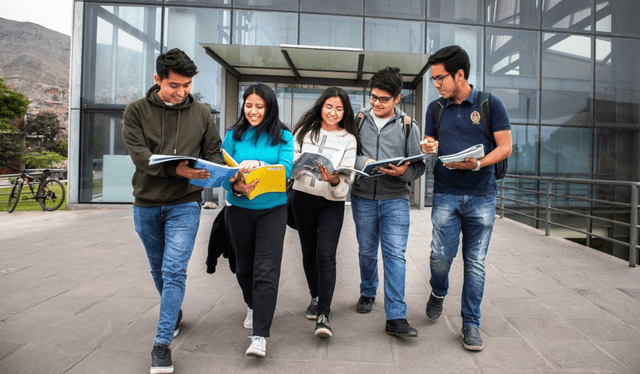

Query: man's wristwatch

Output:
[472, 160, 482, 171]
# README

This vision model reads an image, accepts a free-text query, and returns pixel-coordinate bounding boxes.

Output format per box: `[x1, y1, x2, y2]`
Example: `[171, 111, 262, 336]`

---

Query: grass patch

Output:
[0, 183, 67, 212]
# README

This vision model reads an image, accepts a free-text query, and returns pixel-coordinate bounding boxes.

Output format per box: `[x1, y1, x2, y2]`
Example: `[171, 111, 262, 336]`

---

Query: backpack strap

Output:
[477, 91, 494, 144]
[432, 97, 447, 139]
[402, 115, 412, 157]
[356, 111, 366, 132]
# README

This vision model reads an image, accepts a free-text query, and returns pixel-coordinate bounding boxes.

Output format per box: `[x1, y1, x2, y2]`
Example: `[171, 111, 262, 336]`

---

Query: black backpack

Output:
[433, 91, 507, 179]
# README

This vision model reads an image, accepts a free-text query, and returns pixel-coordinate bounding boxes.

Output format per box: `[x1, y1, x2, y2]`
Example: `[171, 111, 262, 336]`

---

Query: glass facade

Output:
[73, 0, 640, 209]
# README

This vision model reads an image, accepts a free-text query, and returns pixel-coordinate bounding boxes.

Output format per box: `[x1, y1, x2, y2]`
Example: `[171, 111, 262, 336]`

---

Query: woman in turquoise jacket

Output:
[222, 83, 293, 358]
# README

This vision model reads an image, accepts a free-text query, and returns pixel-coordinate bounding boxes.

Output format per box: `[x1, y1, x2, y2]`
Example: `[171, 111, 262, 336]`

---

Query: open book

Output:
[222, 149, 287, 200]
[293, 151, 368, 179]
[362, 153, 433, 177]
[148, 154, 238, 189]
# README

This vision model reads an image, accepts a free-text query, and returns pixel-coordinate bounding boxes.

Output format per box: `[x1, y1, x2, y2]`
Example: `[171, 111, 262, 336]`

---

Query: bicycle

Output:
[7, 168, 66, 213]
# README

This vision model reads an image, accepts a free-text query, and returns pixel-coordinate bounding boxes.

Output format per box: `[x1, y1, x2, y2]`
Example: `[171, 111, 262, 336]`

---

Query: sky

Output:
[0, 0, 73, 36]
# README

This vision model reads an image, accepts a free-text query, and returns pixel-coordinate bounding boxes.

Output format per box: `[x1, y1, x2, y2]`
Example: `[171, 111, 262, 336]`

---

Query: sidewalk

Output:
[1, 207, 639, 373]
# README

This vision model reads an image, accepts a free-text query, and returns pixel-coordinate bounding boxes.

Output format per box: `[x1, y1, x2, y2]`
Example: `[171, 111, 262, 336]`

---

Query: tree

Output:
[0, 78, 31, 132]
[24, 112, 60, 152]
[0, 133, 25, 168]
[23, 151, 65, 169]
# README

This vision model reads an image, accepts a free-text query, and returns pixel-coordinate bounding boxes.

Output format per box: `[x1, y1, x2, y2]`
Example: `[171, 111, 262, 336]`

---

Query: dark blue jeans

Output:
[429, 193, 496, 328]
[225, 204, 287, 337]
[133, 201, 202, 346]
[291, 190, 345, 318]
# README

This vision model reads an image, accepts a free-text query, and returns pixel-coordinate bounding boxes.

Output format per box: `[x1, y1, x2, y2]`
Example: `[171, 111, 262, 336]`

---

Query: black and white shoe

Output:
[315, 315, 332, 338]
[173, 309, 182, 338]
[150, 343, 173, 374]
[305, 297, 318, 320]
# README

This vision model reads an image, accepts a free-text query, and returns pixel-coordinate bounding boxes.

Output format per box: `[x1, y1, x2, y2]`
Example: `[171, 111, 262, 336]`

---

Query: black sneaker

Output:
[426, 293, 444, 321]
[151, 343, 173, 374]
[315, 315, 332, 338]
[305, 297, 318, 320]
[356, 296, 375, 314]
[462, 326, 484, 351]
[173, 309, 182, 338]
[385, 319, 418, 337]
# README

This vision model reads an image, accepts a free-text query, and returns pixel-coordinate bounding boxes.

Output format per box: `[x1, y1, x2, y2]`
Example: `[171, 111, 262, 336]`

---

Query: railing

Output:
[498, 175, 640, 267]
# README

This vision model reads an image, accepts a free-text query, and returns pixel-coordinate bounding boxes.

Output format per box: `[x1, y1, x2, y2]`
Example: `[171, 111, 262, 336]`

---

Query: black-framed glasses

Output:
[369, 92, 393, 104]
[429, 73, 451, 85]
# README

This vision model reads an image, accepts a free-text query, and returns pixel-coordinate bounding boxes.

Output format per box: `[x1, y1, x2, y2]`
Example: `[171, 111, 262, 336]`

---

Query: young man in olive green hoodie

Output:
[123, 48, 223, 374]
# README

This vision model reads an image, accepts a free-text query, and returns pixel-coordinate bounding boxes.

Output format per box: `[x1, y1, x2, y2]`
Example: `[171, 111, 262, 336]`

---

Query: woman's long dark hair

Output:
[232, 83, 289, 146]
[292, 87, 358, 149]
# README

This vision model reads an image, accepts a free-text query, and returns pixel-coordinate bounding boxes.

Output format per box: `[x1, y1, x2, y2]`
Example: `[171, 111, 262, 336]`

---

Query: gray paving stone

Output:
[1, 207, 640, 373]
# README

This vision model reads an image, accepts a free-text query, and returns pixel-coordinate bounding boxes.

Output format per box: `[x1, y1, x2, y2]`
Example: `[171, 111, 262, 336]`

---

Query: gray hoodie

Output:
[351, 107, 426, 201]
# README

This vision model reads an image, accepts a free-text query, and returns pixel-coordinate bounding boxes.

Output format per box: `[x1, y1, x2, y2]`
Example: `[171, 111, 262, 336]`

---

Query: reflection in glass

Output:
[165, 0, 230, 6]
[365, 18, 424, 53]
[485, 28, 539, 124]
[365, 0, 424, 20]
[300, 14, 362, 49]
[301, 0, 363, 15]
[234, 0, 297, 11]
[595, 0, 640, 37]
[509, 124, 538, 175]
[426, 23, 483, 103]
[85, 5, 161, 105]
[427, 0, 483, 24]
[595, 37, 640, 127]
[539, 126, 591, 177]
[486, 0, 540, 28]
[165, 7, 230, 112]
[541, 33, 593, 125]
[233, 10, 297, 46]
[542, 0, 592, 31]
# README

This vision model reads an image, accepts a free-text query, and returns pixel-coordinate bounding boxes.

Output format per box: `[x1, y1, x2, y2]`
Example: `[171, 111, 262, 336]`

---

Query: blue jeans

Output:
[133, 201, 202, 346]
[351, 196, 410, 320]
[429, 193, 495, 328]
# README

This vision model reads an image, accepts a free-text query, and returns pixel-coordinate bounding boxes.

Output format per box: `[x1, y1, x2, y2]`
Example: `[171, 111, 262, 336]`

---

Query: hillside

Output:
[0, 17, 70, 131]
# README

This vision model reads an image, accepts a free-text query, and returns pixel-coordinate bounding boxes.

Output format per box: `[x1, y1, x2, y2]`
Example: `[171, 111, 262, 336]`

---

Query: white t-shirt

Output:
[371, 111, 392, 132]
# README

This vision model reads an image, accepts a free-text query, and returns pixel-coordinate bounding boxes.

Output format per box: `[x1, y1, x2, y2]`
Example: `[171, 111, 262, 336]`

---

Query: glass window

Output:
[165, 0, 230, 5]
[233, 0, 298, 11]
[485, 28, 540, 124]
[486, 0, 540, 28]
[233, 10, 297, 46]
[595, 37, 640, 127]
[82, 4, 161, 105]
[364, 18, 424, 53]
[427, 0, 483, 24]
[164, 7, 231, 112]
[300, 14, 362, 49]
[365, 0, 424, 20]
[594, 128, 639, 181]
[539, 126, 591, 177]
[541, 33, 593, 125]
[301, 0, 363, 15]
[595, 0, 640, 37]
[79, 111, 133, 203]
[542, 0, 592, 31]
[426, 23, 483, 103]
[509, 124, 538, 175]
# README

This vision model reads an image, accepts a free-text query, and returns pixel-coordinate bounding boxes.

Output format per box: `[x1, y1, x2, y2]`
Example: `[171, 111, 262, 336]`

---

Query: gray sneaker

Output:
[462, 326, 484, 351]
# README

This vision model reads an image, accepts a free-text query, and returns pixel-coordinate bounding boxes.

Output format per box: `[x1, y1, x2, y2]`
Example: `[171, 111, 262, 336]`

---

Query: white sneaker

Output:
[246, 336, 266, 357]
[243, 307, 253, 330]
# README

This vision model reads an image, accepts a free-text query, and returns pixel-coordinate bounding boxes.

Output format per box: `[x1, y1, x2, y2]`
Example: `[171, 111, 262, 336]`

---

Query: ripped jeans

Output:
[429, 193, 495, 328]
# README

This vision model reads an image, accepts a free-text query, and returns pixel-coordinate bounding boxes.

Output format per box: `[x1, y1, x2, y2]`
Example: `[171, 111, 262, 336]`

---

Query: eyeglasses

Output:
[369, 93, 393, 104]
[324, 104, 344, 114]
[429, 74, 451, 85]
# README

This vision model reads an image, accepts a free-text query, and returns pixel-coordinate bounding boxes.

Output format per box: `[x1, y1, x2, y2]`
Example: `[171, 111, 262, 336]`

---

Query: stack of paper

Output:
[439, 144, 485, 166]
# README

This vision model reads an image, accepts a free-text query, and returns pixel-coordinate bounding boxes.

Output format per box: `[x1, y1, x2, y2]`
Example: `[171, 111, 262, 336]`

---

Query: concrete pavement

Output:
[1, 206, 640, 373]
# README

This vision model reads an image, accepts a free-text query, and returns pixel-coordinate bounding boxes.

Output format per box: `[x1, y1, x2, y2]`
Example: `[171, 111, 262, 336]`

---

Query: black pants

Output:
[291, 190, 345, 317]
[225, 204, 286, 337]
